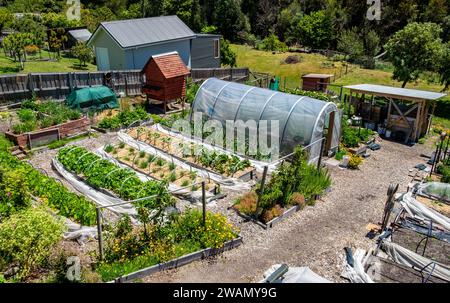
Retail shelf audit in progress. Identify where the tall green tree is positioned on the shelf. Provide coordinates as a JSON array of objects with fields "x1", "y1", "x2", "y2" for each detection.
[
  {"x1": 214, "y1": 0, "x2": 250, "y2": 41},
  {"x1": 385, "y1": 22, "x2": 445, "y2": 87},
  {"x1": 0, "y1": 7, "x2": 12, "y2": 34},
  {"x1": 439, "y1": 43, "x2": 450, "y2": 92},
  {"x1": 337, "y1": 27, "x2": 364, "y2": 62},
  {"x1": 293, "y1": 10, "x2": 332, "y2": 49}
]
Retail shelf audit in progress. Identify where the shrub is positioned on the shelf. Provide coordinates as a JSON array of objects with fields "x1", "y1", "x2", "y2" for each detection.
[
  {"x1": 104, "y1": 145, "x2": 114, "y2": 153},
  {"x1": 24, "y1": 44, "x2": 39, "y2": 55},
  {"x1": 139, "y1": 151, "x2": 146, "y2": 158},
  {"x1": 0, "y1": 208, "x2": 64, "y2": 280},
  {"x1": 233, "y1": 192, "x2": 257, "y2": 215},
  {"x1": 0, "y1": 168, "x2": 31, "y2": 220},
  {"x1": 257, "y1": 32, "x2": 288, "y2": 52},
  {"x1": 289, "y1": 192, "x2": 306, "y2": 208},
  {"x1": 348, "y1": 154, "x2": 362, "y2": 169}
]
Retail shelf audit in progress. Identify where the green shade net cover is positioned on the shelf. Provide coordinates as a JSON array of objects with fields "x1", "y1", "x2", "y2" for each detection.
[{"x1": 66, "y1": 86, "x2": 119, "y2": 111}]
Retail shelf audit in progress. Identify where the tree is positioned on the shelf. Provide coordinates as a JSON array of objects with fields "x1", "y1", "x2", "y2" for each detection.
[
  {"x1": 423, "y1": 0, "x2": 448, "y2": 24},
  {"x1": 439, "y1": 43, "x2": 450, "y2": 92},
  {"x1": 71, "y1": 42, "x2": 93, "y2": 67},
  {"x1": 0, "y1": 7, "x2": 12, "y2": 34},
  {"x1": 163, "y1": 0, "x2": 203, "y2": 31},
  {"x1": 337, "y1": 28, "x2": 364, "y2": 62},
  {"x1": 258, "y1": 32, "x2": 288, "y2": 52},
  {"x1": 385, "y1": 22, "x2": 444, "y2": 87},
  {"x1": 48, "y1": 28, "x2": 68, "y2": 59},
  {"x1": 220, "y1": 39, "x2": 236, "y2": 67},
  {"x1": 2, "y1": 33, "x2": 33, "y2": 67},
  {"x1": 362, "y1": 30, "x2": 381, "y2": 69},
  {"x1": 293, "y1": 10, "x2": 332, "y2": 49},
  {"x1": 276, "y1": 0, "x2": 302, "y2": 42},
  {"x1": 255, "y1": 0, "x2": 280, "y2": 38}
]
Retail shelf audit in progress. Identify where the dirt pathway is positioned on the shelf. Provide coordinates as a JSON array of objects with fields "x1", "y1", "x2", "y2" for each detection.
[{"x1": 143, "y1": 139, "x2": 432, "y2": 283}]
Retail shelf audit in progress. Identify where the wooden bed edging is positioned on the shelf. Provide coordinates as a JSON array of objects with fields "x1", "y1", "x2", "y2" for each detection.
[
  {"x1": 235, "y1": 205, "x2": 303, "y2": 230},
  {"x1": 110, "y1": 237, "x2": 243, "y2": 283}
]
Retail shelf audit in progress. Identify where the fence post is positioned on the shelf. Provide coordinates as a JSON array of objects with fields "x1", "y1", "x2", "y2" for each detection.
[
  {"x1": 96, "y1": 207, "x2": 104, "y2": 260},
  {"x1": 27, "y1": 73, "x2": 34, "y2": 97},
  {"x1": 202, "y1": 181, "x2": 206, "y2": 228},
  {"x1": 317, "y1": 138, "x2": 325, "y2": 171},
  {"x1": 256, "y1": 166, "x2": 269, "y2": 218}
]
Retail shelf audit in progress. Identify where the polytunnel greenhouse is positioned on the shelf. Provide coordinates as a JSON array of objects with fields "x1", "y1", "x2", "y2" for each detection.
[{"x1": 190, "y1": 78, "x2": 341, "y2": 162}]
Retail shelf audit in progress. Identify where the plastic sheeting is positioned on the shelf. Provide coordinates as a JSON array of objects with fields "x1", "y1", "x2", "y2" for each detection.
[
  {"x1": 341, "y1": 249, "x2": 374, "y2": 283},
  {"x1": 150, "y1": 124, "x2": 282, "y2": 174},
  {"x1": 66, "y1": 86, "x2": 119, "y2": 111},
  {"x1": 63, "y1": 218, "x2": 97, "y2": 244},
  {"x1": 52, "y1": 158, "x2": 137, "y2": 216},
  {"x1": 96, "y1": 146, "x2": 216, "y2": 203},
  {"x1": 417, "y1": 182, "x2": 450, "y2": 202},
  {"x1": 191, "y1": 78, "x2": 341, "y2": 160},
  {"x1": 261, "y1": 264, "x2": 332, "y2": 283},
  {"x1": 118, "y1": 129, "x2": 254, "y2": 189},
  {"x1": 381, "y1": 240, "x2": 450, "y2": 282},
  {"x1": 400, "y1": 192, "x2": 450, "y2": 231}
]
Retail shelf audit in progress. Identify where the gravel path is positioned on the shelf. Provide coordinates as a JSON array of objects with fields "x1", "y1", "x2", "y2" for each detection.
[
  {"x1": 142, "y1": 138, "x2": 432, "y2": 283},
  {"x1": 26, "y1": 133, "x2": 433, "y2": 283}
]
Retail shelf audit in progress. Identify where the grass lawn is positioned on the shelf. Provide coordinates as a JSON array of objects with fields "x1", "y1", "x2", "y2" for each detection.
[
  {"x1": 232, "y1": 43, "x2": 450, "y2": 130},
  {"x1": 0, "y1": 49, "x2": 97, "y2": 74},
  {"x1": 231, "y1": 44, "x2": 348, "y2": 89}
]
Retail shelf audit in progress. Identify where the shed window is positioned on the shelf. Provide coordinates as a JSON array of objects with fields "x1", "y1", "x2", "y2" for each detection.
[{"x1": 214, "y1": 39, "x2": 220, "y2": 58}]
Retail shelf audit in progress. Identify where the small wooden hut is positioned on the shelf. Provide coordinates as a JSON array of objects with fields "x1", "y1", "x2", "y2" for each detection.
[
  {"x1": 141, "y1": 52, "x2": 190, "y2": 113},
  {"x1": 301, "y1": 74, "x2": 334, "y2": 92}
]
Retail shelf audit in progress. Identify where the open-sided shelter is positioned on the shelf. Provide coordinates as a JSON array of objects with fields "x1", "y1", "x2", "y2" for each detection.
[
  {"x1": 344, "y1": 84, "x2": 447, "y2": 143},
  {"x1": 191, "y1": 78, "x2": 341, "y2": 162}
]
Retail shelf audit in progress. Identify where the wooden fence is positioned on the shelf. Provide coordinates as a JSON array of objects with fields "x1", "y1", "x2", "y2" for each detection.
[
  {"x1": 190, "y1": 67, "x2": 250, "y2": 83},
  {"x1": 0, "y1": 68, "x2": 252, "y2": 107}
]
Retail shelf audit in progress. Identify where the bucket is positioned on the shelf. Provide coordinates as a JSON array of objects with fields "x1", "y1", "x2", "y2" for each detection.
[
  {"x1": 385, "y1": 130, "x2": 392, "y2": 138},
  {"x1": 342, "y1": 155, "x2": 350, "y2": 168}
]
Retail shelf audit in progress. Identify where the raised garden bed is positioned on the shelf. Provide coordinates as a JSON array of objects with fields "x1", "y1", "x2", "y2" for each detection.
[
  {"x1": 103, "y1": 143, "x2": 218, "y2": 194},
  {"x1": 235, "y1": 205, "x2": 303, "y2": 229},
  {"x1": 110, "y1": 237, "x2": 243, "y2": 283},
  {"x1": 125, "y1": 127, "x2": 256, "y2": 181},
  {"x1": 6, "y1": 117, "x2": 90, "y2": 148}
]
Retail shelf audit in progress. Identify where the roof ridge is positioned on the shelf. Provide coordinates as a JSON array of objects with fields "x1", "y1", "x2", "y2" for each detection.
[{"x1": 101, "y1": 15, "x2": 179, "y2": 26}]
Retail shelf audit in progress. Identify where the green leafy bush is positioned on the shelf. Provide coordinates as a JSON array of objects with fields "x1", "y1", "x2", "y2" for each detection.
[
  {"x1": 98, "y1": 106, "x2": 149, "y2": 130},
  {"x1": 0, "y1": 168, "x2": 31, "y2": 220},
  {"x1": 0, "y1": 208, "x2": 64, "y2": 280},
  {"x1": 0, "y1": 150, "x2": 97, "y2": 225},
  {"x1": 97, "y1": 209, "x2": 238, "y2": 281}
]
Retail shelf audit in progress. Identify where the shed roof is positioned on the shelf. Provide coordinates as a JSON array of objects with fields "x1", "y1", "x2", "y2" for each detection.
[
  {"x1": 90, "y1": 15, "x2": 196, "y2": 49},
  {"x1": 344, "y1": 84, "x2": 447, "y2": 101},
  {"x1": 141, "y1": 52, "x2": 190, "y2": 79},
  {"x1": 302, "y1": 74, "x2": 334, "y2": 79},
  {"x1": 68, "y1": 29, "x2": 92, "y2": 42}
]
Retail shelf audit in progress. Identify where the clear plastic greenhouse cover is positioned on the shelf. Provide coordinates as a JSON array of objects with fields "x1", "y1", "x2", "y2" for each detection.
[{"x1": 191, "y1": 78, "x2": 341, "y2": 161}]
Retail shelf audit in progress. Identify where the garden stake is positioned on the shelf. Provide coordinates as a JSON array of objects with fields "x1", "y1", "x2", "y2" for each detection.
[
  {"x1": 256, "y1": 166, "x2": 269, "y2": 219},
  {"x1": 317, "y1": 138, "x2": 325, "y2": 171},
  {"x1": 430, "y1": 142, "x2": 440, "y2": 177},
  {"x1": 96, "y1": 207, "x2": 104, "y2": 261},
  {"x1": 202, "y1": 181, "x2": 206, "y2": 228}
]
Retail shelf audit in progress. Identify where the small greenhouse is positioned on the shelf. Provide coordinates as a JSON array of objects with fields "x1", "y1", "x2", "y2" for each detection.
[{"x1": 191, "y1": 78, "x2": 341, "y2": 162}]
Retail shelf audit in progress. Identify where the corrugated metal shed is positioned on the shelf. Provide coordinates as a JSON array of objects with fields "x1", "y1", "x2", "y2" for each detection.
[
  {"x1": 344, "y1": 84, "x2": 447, "y2": 101},
  {"x1": 68, "y1": 29, "x2": 92, "y2": 42},
  {"x1": 96, "y1": 15, "x2": 196, "y2": 49}
]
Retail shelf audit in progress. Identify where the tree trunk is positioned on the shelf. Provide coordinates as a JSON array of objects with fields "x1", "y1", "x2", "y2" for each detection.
[{"x1": 402, "y1": 79, "x2": 408, "y2": 88}]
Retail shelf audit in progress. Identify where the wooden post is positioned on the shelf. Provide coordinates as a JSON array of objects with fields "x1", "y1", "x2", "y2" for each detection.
[
  {"x1": 317, "y1": 138, "x2": 325, "y2": 171},
  {"x1": 96, "y1": 207, "x2": 104, "y2": 260},
  {"x1": 325, "y1": 112, "x2": 335, "y2": 153},
  {"x1": 256, "y1": 166, "x2": 269, "y2": 218},
  {"x1": 202, "y1": 181, "x2": 206, "y2": 228}
]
